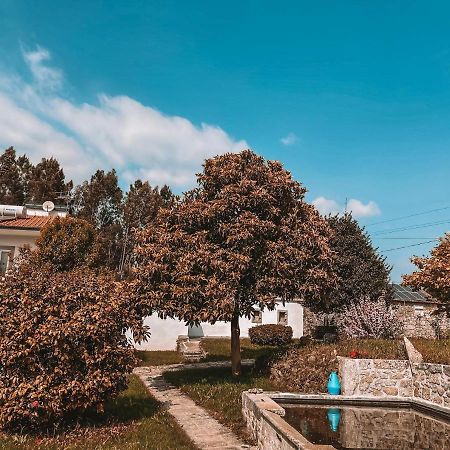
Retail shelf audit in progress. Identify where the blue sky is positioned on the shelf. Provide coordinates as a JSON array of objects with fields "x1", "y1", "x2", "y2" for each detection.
[{"x1": 0, "y1": 1, "x2": 449, "y2": 281}]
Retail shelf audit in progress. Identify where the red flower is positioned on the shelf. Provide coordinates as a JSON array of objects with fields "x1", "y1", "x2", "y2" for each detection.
[
  {"x1": 349, "y1": 350, "x2": 358, "y2": 359},
  {"x1": 31, "y1": 400, "x2": 39, "y2": 408}
]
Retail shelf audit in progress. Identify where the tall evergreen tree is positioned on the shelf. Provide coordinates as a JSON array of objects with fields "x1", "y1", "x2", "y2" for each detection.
[
  {"x1": 73, "y1": 169, "x2": 123, "y2": 267},
  {"x1": 28, "y1": 157, "x2": 72, "y2": 204},
  {"x1": 326, "y1": 213, "x2": 392, "y2": 311},
  {"x1": 0, "y1": 147, "x2": 32, "y2": 205},
  {"x1": 74, "y1": 169, "x2": 123, "y2": 227},
  {"x1": 119, "y1": 180, "x2": 175, "y2": 273}
]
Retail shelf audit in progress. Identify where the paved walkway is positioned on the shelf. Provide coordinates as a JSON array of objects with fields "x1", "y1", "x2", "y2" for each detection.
[{"x1": 134, "y1": 361, "x2": 255, "y2": 450}]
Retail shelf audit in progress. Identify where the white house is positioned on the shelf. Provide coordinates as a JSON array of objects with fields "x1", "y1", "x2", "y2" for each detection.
[
  {"x1": 133, "y1": 300, "x2": 304, "y2": 350},
  {"x1": 0, "y1": 203, "x2": 67, "y2": 275}
]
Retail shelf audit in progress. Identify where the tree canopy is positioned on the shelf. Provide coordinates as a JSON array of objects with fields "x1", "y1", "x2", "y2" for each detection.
[
  {"x1": 325, "y1": 213, "x2": 392, "y2": 311},
  {"x1": 0, "y1": 148, "x2": 72, "y2": 205},
  {"x1": 403, "y1": 233, "x2": 450, "y2": 314},
  {"x1": 133, "y1": 149, "x2": 337, "y2": 374},
  {"x1": 0, "y1": 147, "x2": 32, "y2": 205}
]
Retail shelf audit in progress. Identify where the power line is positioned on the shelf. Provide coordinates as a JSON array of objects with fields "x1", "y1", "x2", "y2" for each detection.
[
  {"x1": 374, "y1": 237, "x2": 439, "y2": 240},
  {"x1": 372, "y1": 219, "x2": 450, "y2": 236},
  {"x1": 380, "y1": 239, "x2": 438, "y2": 253},
  {"x1": 367, "y1": 206, "x2": 450, "y2": 227}
]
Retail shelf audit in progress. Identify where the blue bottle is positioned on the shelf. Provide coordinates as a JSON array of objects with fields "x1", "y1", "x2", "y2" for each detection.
[{"x1": 327, "y1": 371, "x2": 341, "y2": 395}]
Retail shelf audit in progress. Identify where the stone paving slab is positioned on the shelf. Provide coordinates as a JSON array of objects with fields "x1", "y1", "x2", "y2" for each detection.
[{"x1": 134, "y1": 364, "x2": 255, "y2": 450}]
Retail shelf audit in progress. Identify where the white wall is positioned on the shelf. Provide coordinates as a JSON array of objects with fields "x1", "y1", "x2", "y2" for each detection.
[
  {"x1": 0, "y1": 229, "x2": 39, "y2": 253},
  {"x1": 134, "y1": 301, "x2": 303, "y2": 351}
]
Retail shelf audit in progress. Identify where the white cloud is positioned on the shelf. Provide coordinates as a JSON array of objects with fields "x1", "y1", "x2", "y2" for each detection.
[
  {"x1": 280, "y1": 132, "x2": 298, "y2": 146},
  {"x1": 312, "y1": 196, "x2": 341, "y2": 216},
  {"x1": 346, "y1": 199, "x2": 381, "y2": 217},
  {"x1": 0, "y1": 46, "x2": 248, "y2": 189},
  {"x1": 22, "y1": 46, "x2": 63, "y2": 91},
  {"x1": 312, "y1": 196, "x2": 381, "y2": 218}
]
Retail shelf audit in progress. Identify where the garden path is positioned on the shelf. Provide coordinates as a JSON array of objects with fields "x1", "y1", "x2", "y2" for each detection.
[{"x1": 134, "y1": 361, "x2": 255, "y2": 450}]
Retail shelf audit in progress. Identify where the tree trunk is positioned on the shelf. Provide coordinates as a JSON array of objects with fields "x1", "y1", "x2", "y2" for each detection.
[{"x1": 231, "y1": 311, "x2": 242, "y2": 376}]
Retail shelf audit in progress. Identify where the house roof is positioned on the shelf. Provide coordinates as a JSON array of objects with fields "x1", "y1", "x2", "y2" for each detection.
[
  {"x1": 0, "y1": 216, "x2": 54, "y2": 231},
  {"x1": 392, "y1": 283, "x2": 433, "y2": 304}
]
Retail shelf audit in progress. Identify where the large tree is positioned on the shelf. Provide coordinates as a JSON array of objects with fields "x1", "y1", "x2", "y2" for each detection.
[
  {"x1": 403, "y1": 233, "x2": 450, "y2": 314},
  {"x1": 133, "y1": 150, "x2": 336, "y2": 375},
  {"x1": 325, "y1": 213, "x2": 392, "y2": 312}
]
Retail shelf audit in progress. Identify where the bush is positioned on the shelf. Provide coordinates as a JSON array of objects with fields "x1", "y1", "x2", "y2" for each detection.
[
  {"x1": 339, "y1": 295, "x2": 403, "y2": 339},
  {"x1": 36, "y1": 217, "x2": 102, "y2": 271},
  {"x1": 0, "y1": 266, "x2": 142, "y2": 431},
  {"x1": 249, "y1": 324, "x2": 293, "y2": 346}
]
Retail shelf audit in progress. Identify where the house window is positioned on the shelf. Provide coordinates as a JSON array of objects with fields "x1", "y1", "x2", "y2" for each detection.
[
  {"x1": 0, "y1": 250, "x2": 10, "y2": 276},
  {"x1": 278, "y1": 310, "x2": 288, "y2": 326},
  {"x1": 414, "y1": 305, "x2": 425, "y2": 317},
  {"x1": 252, "y1": 310, "x2": 262, "y2": 324}
]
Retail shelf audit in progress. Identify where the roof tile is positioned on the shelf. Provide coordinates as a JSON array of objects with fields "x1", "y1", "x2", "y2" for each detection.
[{"x1": 0, "y1": 216, "x2": 55, "y2": 230}]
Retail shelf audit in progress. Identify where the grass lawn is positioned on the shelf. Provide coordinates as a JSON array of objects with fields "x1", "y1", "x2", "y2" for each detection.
[
  {"x1": 0, "y1": 375, "x2": 196, "y2": 450},
  {"x1": 411, "y1": 338, "x2": 450, "y2": 365},
  {"x1": 136, "y1": 350, "x2": 183, "y2": 366},
  {"x1": 201, "y1": 337, "x2": 288, "y2": 362}
]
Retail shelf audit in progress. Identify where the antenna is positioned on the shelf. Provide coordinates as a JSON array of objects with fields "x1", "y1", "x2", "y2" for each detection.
[{"x1": 42, "y1": 201, "x2": 55, "y2": 213}]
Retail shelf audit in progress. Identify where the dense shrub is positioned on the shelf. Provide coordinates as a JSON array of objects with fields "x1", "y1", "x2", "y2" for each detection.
[
  {"x1": 36, "y1": 217, "x2": 102, "y2": 270},
  {"x1": 249, "y1": 324, "x2": 293, "y2": 346},
  {"x1": 339, "y1": 295, "x2": 403, "y2": 339},
  {"x1": 0, "y1": 265, "x2": 145, "y2": 431}
]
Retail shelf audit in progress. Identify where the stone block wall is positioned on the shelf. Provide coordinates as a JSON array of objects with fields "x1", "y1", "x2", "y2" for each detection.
[
  {"x1": 412, "y1": 363, "x2": 450, "y2": 408},
  {"x1": 338, "y1": 357, "x2": 414, "y2": 397},
  {"x1": 393, "y1": 303, "x2": 450, "y2": 339},
  {"x1": 339, "y1": 356, "x2": 450, "y2": 408}
]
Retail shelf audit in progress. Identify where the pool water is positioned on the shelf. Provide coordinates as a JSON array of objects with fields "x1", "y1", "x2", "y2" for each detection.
[{"x1": 282, "y1": 404, "x2": 450, "y2": 449}]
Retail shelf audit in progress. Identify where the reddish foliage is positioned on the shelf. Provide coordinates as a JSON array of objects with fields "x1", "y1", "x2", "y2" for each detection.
[
  {"x1": 0, "y1": 262, "x2": 145, "y2": 431},
  {"x1": 132, "y1": 150, "x2": 337, "y2": 372},
  {"x1": 403, "y1": 233, "x2": 450, "y2": 315},
  {"x1": 249, "y1": 325, "x2": 293, "y2": 346}
]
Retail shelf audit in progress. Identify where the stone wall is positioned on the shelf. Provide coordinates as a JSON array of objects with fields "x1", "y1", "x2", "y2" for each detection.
[
  {"x1": 393, "y1": 302, "x2": 450, "y2": 339},
  {"x1": 339, "y1": 356, "x2": 450, "y2": 408},
  {"x1": 412, "y1": 363, "x2": 450, "y2": 408},
  {"x1": 338, "y1": 357, "x2": 414, "y2": 397},
  {"x1": 302, "y1": 307, "x2": 335, "y2": 337}
]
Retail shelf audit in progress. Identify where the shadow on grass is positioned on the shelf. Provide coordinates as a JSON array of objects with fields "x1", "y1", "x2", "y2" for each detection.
[
  {"x1": 0, "y1": 375, "x2": 196, "y2": 450},
  {"x1": 78, "y1": 375, "x2": 162, "y2": 426}
]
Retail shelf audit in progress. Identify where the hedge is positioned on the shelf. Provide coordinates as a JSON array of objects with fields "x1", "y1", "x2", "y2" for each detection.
[{"x1": 249, "y1": 324, "x2": 293, "y2": 346}]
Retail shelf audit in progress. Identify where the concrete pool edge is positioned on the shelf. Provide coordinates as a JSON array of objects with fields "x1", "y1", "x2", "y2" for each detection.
[{"x1": 242, "y1": 391, "x2": 450, "y2": 450}]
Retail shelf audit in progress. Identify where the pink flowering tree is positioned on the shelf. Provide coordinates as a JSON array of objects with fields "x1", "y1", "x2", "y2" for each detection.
[{"x1": 339, "y1": 294, "x2": 403, "y2": 339}]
